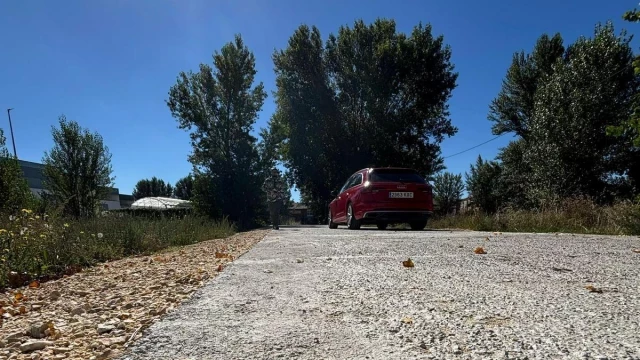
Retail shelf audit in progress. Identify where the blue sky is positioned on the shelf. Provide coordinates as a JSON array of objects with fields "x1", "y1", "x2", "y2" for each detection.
[{"x1": 0, "y1": 0, "x2": 636, "y2": 201}]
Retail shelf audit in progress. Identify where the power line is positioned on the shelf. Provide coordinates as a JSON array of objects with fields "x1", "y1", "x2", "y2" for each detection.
[{"x1": 443, "y1": 133, "x2": 508, "y2": 159}]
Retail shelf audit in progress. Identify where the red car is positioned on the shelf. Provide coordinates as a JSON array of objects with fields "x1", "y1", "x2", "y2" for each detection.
[{"x1": 328, "y1": 167, "x2": 434, "y2": 230}]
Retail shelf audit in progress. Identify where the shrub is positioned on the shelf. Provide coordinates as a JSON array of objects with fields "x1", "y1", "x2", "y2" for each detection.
[{"x1": 0, "y1": 209, "x2": 235, "y2": 289}]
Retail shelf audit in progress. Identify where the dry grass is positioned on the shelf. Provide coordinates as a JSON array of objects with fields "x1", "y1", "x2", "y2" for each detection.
[{"x1": 429, "y1": 198, "x2": 640, "y2": 235}]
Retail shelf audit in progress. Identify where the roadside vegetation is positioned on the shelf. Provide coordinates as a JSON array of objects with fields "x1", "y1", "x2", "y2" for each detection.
[{"x1": 429, "y1": 198, "x2": 640, "y2": 235}]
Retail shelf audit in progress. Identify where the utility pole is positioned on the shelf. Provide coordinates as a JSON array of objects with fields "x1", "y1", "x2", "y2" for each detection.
[{"x1": 6, "y1": 108, "x2": 17, "y2": 159}]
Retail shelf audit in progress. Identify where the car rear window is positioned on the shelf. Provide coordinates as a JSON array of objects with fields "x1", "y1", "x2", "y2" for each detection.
[{"x1": 369, "y1": 170, "x2": 427, "y2": 184}]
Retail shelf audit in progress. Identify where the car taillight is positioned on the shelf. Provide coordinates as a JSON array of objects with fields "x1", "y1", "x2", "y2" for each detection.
[{"x1": 361, "y1": 181, "x2": 380, "y2": 193}]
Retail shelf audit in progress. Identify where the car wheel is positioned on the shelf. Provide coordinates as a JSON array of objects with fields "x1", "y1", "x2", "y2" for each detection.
[
  {"x1": 347, "y1": 203, "x2": 361, "y2": 230},
  {"x1": 328, "y1": 208, "x2": 338, "y2": 229},
  {"x1": 409, "y1": 220, "x2": 427, "y2": 231},
  {"x1": 376, "y1": 222, "x2": 388, "y2": 230}
]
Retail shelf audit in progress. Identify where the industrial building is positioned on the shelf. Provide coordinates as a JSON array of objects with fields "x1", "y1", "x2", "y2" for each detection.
[{"x1": 18, "y1": 159, "x2": 133, "y2": 210}]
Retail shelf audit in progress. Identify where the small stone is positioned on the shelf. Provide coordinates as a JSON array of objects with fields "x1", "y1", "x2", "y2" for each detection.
[
  {"x1": 27, "y1": 323, "x2": 49, "y2": 339},
  {"x1": 70, "y1": 307, "x2": 85, "y2": 316},
  {"x1": 5, "y1": 331, "x2": 24, "y2": 341},
  {"x1": 96, "y1": 349, "x2": 112, "y2": 359},
  {"x1": 31, "y1": 305, "x2": 42, "y2": 311},
  {"x1": 20, "y1": 340, "x2": 54, "y2": 353},
  {"x1": 263, "y1": 269, "x2": 273, "y2": 273},
  {"x1": 7, "y1": 308, "x2": 19, "y2": 316},
  {"x1": 50, "y1": 291, "x2": 61, "y2": 301},
  {"x1": 97, "y1": 324, "x2": 115, "y2": 334},
  {"x1": 52, "y1": 347, "x2": 71, "y2": 354},
  {"x1": 296, "y1": 258, "x2": 304, "y2": 263}
]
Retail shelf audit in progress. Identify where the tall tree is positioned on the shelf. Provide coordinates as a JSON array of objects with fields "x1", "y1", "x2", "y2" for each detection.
[
  {"x1": 167, "y1": 35, "x2": 267, "y2": 229},
  {"x1": 527, "y1": 23, "x2": 638, "y2": 202},
  {"x1": 0, "y1": 129, "x2": 33, "y2": 214},
  {"x1": 488, "y1": 34, "x2": 565, "y2": 138},
  {"x1": 132, "y1": 177, "x2": 173, "y2": 199},
  {"x1": 42, "y1": 116, "x2": 114, "y2": 218},
  {"x1": 495, "y1": 140, "x2": 536, "y2": 209},
  {"x1": 432, "y1": 172, "x2": 464, "y2": 215},
  {"x1": 607, "y1": 5, "x2": 640, "y2": 147},
  {"x1": 269, "y1": 19, "x2": 458, "y2": 220},
  {"x1": 174, "y1": 174, "x2": 194, "y2": 200},
  {"x1": 465, "y1": 156, "x2": 503, "y2": 214}
]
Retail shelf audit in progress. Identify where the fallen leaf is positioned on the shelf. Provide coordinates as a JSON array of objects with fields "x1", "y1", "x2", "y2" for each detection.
[
  {"x1": 216, "y1": 265, "x2": 224, "y2": 272},
  {"x1": 47, "y1": 322, "x2": 57, "y2": 337},
  {"x1": 19, "y1": 305, "x2": 26, "y2": 314},
  {"x1": 401, "y1": 316, "x2": 413, "y2": 324},
  {"x1": 474, "y1": 247, "x2": 487, "y2": 254},
  {"x1": 585, "y1": 285, "x2": 603, "y2": 293},
  {"x1": 485, "y1": 237, "x2": 490, "y2": 241},
  {"x1": 215, "y1": 252, "x2": 234, "y2": 260},
  {"x1": 402, "y1": 258, "x2": 414, "y2": 268},
  {"x1": 14, "y1": 291, "x2": 23, "y2": 301},
  {"x1": 29, "y1": 280, "x2": 40, "y2": 288}
]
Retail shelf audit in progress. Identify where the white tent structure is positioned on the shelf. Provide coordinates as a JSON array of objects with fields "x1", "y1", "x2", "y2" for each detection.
[{"x1": 129, "y1": 197, "x2": 192, "y2": 210}]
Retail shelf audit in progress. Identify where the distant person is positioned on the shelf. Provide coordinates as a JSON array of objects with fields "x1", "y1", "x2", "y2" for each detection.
[{"x1": 263, "y1": 168, "x2": 288, "y2": 230}]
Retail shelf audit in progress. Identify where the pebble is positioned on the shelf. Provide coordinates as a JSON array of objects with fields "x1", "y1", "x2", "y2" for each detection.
[{"x1": 19, "y1": 340, "x2": 54, "y2": 353}]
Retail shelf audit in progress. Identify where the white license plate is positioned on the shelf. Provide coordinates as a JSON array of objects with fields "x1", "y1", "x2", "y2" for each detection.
[{"x1": 389, "y1": 192, "x2": 414, "y2": 198}]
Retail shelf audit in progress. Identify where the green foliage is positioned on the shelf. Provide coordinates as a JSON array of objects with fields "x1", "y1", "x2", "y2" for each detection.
[
  {"x1": 607, "y1": 6, "x2": 640, "y2": 147},
  {"x1": 174, "y1": 174, "x2": 194, "y2": 200},
  {"x1": 432, "y1": 172, "x2": 464, "y2": 215},
  {"x1": 623, "y1": 7, "x2": 640, "y2": 22},
  {"x1": 42, "y1": 116, "x2": 114, "y2": 218},
  {"x1": 486, "y1": 22, "x2": 640, "y2": 211},
  {"x1": 270, "y1": 19, "x2": 458, "y2": 221},
  {"x1": 526, "y1": 23, "x2": 638, "y2": 202},
  {"x1": 489, "y1": 33, "x2": 565, "y2": 138},
  {"x1": 465, "y1": 156, "x2": 503, "y2": 213},
  {"x1": 167, "y1": 35, "x2": 267, "y2": 229},
  {"x1": 0, "y1": 209, "x2": 235, "y2": 288},
  {"x1": 495, "y1": 140, "x2": 536, "y2": 209},
  {"x1": 0, "y1": 129, "x2": 33, "y2": 214},
  {"x1": 132, "y1": 176, "x2": 174, "y2": 199}
]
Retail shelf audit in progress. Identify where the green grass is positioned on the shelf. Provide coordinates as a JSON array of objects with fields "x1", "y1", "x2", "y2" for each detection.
[
  {"x1": 429, "y1": 198, "x2": 640, "y2": 235},
  {"x1": 0, "y1": 210, "x2": 236, "y2": 288}
]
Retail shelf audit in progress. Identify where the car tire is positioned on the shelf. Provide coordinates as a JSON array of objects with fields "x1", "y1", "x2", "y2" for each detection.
[
  {"x1": 328, "y1": 208, "x2": 338, "y2": 229},
  {"x1": 376, "y1": 222, "x2": 388, "y2": 230},
  {"x1": 409, "y1": 220, "x2": 427, "y2": 231},
  {"x1": 347, "y1": 203, "x2": 361, "y2": 230}
]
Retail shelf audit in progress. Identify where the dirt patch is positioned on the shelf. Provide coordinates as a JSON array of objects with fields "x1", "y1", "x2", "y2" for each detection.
[{"x1": 0, "y1": 229, "x2": 268, "y2": 360}]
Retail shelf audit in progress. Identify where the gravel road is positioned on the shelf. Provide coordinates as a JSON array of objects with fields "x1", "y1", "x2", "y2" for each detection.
[{"x1": 122, "y1": 226, "x2": 640, "y2": 360}]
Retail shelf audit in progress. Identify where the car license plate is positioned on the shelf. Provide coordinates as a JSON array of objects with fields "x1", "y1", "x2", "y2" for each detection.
[{"x1": 389, "y1": 192, "x2": 413, "y2": 198}]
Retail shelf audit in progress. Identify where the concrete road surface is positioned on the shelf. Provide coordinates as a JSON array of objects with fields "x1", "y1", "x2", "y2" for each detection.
[{"x1": 122, "y1": 226, "x2": 640, "y2": 360}]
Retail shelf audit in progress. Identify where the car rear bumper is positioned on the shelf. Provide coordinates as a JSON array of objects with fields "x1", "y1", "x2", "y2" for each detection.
[{"x1": 360, "y1": 210, "x2": 432, "y2": 224}]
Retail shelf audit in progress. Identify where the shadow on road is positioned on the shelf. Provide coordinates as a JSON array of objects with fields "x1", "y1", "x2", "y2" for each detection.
[{"x1": 275, "y1": 224, "x2": 456, "y2": 232}]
